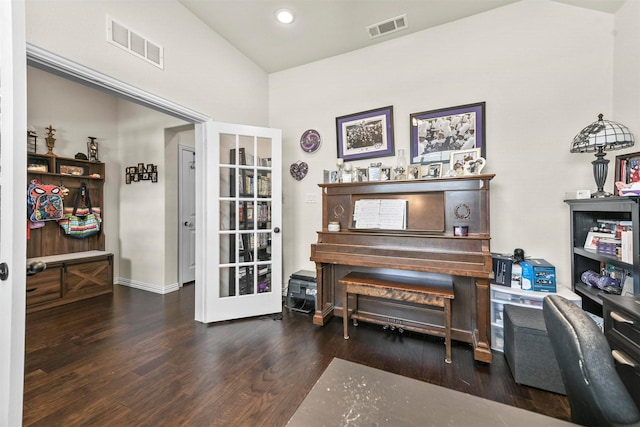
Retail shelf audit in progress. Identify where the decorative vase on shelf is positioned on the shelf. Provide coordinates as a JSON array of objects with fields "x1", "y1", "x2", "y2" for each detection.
[{"x1": 394, "y1": 148, "x2": 407, "y2": 180}]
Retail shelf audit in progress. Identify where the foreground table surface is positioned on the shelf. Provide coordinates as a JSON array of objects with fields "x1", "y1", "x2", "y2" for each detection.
[{"x1": 287, "y1": 358, "x2": 574, "y2": 427}]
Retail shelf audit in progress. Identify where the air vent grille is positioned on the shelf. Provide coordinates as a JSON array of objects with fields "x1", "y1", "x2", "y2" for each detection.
[
  {"x1": 107, "y1": 17, "x2": 164, "y2": 69},
  {"x1": 366, "y1": 14, "x2": 408, "y2": 39}
]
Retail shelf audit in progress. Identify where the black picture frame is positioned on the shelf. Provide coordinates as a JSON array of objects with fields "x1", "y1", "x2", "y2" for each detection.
[
  {"x1": 614, "y1": 151, "x2": 640, "y2": 194},
  {"x1": 336, "y1": 105, "x2": 395, "y2": 161},
  {"x1": 410, "y1": 102, "x2": 486, "y2": 167}
]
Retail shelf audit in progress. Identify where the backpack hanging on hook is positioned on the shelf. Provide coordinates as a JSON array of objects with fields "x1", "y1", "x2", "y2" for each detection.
[{"x1": 27, "y1": 178, "x2": 64, "y2": 222}]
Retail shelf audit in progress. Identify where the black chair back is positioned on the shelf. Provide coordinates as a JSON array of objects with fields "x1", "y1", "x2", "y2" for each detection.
[{"x1": 543, "y1": 295, "x2": 640, "y2": 427}]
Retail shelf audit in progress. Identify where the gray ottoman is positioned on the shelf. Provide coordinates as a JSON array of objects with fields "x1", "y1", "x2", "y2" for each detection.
[{"x1": 504, "y1": 304, "x2": 566, "y2": 395}]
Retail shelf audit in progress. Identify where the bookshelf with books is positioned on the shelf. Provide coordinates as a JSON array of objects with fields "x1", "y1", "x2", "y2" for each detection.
[
  {"x1": 566, "y1": 197, "x2": 640, "y2": 315},
  {"x1": 228, "y1": 148, "x2": 272, "y2": 296}
]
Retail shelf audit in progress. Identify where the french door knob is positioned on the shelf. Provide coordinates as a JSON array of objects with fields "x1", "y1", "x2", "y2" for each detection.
[
  {"x1": 274, "y1": 227, "x2": 281, "y2": 233},
  {"x1": 0, "y1": 262, "x2": 8, "y2": 281}
]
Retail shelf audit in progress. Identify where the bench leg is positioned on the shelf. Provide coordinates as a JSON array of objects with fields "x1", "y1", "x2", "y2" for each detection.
[
  {"x1": 444, "y1": 299, "x2": 452, "y2": 364},
  {"x1": 343, "y1": 286, "x2": 349, "y2": 340}
]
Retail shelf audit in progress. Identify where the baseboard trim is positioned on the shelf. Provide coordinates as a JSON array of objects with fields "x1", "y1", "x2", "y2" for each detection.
[{"x1": 116, "y1": 277, "x2": 179, "y2": 294}]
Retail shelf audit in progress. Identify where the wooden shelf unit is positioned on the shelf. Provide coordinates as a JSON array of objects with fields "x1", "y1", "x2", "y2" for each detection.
[
  {"x1": 565, "y1": 197, "x2": 640, "y2": 316},
  {"x1": 26, "y1": 153, "x2": 112, "y2": 312}
]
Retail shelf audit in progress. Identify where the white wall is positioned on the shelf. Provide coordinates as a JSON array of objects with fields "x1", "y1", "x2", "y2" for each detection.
[
  {"x1": 25, "y1": 0, "x2": 269, "y2": 126},
  {"x1": 116, "y1": 100, "x2": 187, "y2": 291},
  {"x1": 26, "y1": 66, "x2": 121, "y2": 269},
  {"x1": 270, "y1": 0, "x2": 626, "y2": 288},
  {"x1": 614, "y1": 1, "x2": 640, "y2": 128}
]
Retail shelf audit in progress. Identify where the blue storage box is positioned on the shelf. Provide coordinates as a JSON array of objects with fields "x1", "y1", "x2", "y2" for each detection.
[{"x1": 521, "y1": 259, "x2": 556, "y2": 292}]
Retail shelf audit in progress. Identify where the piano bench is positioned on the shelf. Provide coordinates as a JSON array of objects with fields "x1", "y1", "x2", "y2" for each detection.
[{"x1": 339, "y1": 271, "x2": 454, "y2": 363}]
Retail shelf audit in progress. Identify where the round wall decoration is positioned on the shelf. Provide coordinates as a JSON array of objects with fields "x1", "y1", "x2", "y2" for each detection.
[{"x1": 300, "y1": 129, "x2": 321, "y2": 153}]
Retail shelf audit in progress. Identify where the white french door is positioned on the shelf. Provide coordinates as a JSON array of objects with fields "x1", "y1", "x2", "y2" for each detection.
[
  {"x1": 203, "y1": 122, "x2": 282, "y2": 323},
  {"x1": 0, "y1": 0, "x2": 27, "y2": 424}
]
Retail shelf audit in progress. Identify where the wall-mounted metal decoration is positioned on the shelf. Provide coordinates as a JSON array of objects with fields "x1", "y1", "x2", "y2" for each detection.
[{"x1": 125, "y1": 162, "x2": 158, "y2": 184}]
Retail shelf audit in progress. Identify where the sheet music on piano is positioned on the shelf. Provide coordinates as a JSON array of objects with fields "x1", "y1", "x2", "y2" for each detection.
[{"x1": 353, "y1": 199, "x2": 407, "y2": 229}]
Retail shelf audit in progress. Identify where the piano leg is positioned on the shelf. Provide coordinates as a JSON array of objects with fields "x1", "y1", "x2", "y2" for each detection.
[
  {"x1": 313, "y1": 263, "x2": 335, "y2": 326},
  {"x1": 343, "y1": 280, "x2": 349, "y2": 339},
  {"x1": 473, "y1": 277, "x2": 492, "y2": 363}
]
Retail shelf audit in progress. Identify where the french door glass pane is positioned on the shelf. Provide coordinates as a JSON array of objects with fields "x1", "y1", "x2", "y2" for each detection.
[
  {"x1": 257, "y1": 201, "x2": 271, "y2": 230},
  {"x1": 219, "y1": 266, "x2": 232, "y2": 298},
  {"x1": 219, "y1": 200, "x2": 235, "y2": 231},
  {"x1": 219, "y1": 167, "x2": 233, "y2": 198},
  {"x1": 219, "y1": 234, "x2": 232, "y2": 264}
]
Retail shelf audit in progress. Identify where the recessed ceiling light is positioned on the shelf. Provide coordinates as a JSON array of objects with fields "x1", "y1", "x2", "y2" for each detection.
[{"x1": 276, "y1": 9, "x2": 295, "y2": 24}]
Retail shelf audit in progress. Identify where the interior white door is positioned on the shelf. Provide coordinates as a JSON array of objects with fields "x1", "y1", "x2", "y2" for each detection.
[
  {"x1": 0, "y1": 1, "x2": 27, "y2": 424},
  {"x1": 179, "y1": 145, "x2": 196, "y2": 285},
  {"x1": 203, "y1": 122, "x2": 281, "y2": 323}
]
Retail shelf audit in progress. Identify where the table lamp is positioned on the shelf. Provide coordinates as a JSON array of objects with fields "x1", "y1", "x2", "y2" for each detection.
[{"x1": 570, "y1": 114, "x2": 635, "y2": 198}]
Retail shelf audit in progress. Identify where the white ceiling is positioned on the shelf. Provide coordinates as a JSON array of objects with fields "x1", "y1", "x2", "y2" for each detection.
[{"x1": 178, "y1": 0, "x2": 625, "y2": 73}]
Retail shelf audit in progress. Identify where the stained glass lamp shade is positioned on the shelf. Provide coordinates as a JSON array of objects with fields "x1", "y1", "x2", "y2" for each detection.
[{"x1": 570, "y1": 114, "x2": 635, "y2": 198}]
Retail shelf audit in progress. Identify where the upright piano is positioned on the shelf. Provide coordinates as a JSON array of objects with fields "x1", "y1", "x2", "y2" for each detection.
[{"x1": 310, "y1": 174, "x2": 494, "y2": 363}]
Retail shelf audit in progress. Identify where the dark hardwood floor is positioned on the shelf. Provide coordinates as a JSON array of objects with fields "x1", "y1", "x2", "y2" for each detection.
[{"x1": 23, "y1": 284, "x2": 570, "y2": 426}]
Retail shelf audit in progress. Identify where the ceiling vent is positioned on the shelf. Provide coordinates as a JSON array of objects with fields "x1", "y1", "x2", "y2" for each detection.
[
  {"x1": 366, "y1": 14, "x2": 408, "y2": 39},
  {"x1": 107, "y1": 17, "x2": 164, "y2": 69}
]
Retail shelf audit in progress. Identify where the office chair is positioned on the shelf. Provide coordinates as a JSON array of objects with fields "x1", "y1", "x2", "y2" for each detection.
[{"x1": 543, "y1": 295, "x2": 640, "y2": 427}]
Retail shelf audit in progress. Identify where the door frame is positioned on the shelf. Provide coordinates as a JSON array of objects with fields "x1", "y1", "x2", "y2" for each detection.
[
  {"x1": 178, "y1": 144, "x2": 196, "y2": 286},
  {"x1": 1, "y1": 1, "x2": 27, "y2": 424},
  {"x1": 26, "y1": 44, "x2": 212, "y2": 323}
]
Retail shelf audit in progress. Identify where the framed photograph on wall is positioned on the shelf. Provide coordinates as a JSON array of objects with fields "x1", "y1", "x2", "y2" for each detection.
[
  {"x1": 410, "y1": 102, "x2": 485, "y2": 168},
  {"x1": 336, "y1": 105, "x2": 395, "y2": 161}
]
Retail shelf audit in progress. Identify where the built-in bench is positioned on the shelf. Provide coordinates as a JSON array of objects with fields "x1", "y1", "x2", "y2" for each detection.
[{"x1": 339, "y1": 271, "x2": 455, "y2": 363}]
